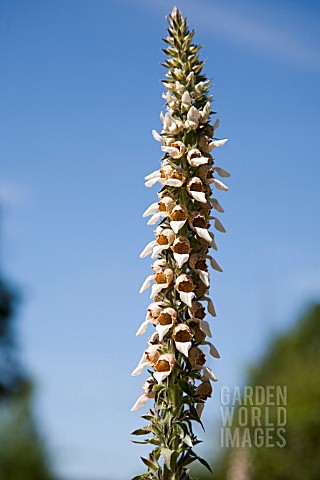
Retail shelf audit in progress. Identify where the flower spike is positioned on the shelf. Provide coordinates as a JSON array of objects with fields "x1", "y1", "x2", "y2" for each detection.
[{"x1": 132, "y1": 7, "x2": 230, "y2": 479}]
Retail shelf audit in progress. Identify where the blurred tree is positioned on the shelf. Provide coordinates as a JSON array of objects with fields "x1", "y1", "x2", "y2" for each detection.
[
  {"x1": 0, "y1": 272, "x2": 57, "y2": 479},
  {"x1": 196, "y1": 304, "x2": 320, "y2": 480}
]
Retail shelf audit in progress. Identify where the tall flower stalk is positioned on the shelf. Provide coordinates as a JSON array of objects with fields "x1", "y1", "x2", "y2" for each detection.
[{"x1": 131, "y1": 7, "x2": 229, "y2": 480}]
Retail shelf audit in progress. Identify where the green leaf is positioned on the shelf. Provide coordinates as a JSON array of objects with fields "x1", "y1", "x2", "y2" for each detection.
[
  {"x1": 131, "y1": 428, "x2": 151, "y2": 436},
  {"x1": 161, "y1": 448, "x2": 173, "y2": 469},
  {"x1": 141, "y1": 457, "x2": 158, "y2": 471},
  {"x1": 183, "y1": 434, "x2": 193, "y2": 448},
  {"x1": 131, "y1": 474, "x2": 150, "y2": 480},
  {"x1": 196, "y1": 455, "x2": 213, "y2": 473}
]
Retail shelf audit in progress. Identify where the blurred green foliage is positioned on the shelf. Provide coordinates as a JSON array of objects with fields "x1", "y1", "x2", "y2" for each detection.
[
  {"x1": 197, "y1": 304, "x2": 320, "y2": 480},
  {"x1": 0, "y1": 381, "x2": 56, "y2": 480},
  {"x1": 0, "y1": 278, "x2": 57, "y2": 480}
]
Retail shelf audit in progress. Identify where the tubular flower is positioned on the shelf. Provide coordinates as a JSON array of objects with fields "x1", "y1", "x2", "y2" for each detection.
[
  {"x1": 132, "y1": 7, "x2": 230, "y2": 480},
  {"x1": 156, "y1": 307, "x2": 177, "y2": 341}
]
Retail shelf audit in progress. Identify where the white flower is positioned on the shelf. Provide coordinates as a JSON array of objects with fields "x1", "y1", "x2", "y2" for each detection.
[
  {"x1": 175, "y1": 274, "x2": 196, "y2": 307},
  {"x1": 169, "y1": 205, "x2": 188, "y2": 233},
  {"x1": 199, "y1": 101, "x2": 211, "y2": 123},
  {"x1": 131, "y1": 345, "x2": 161, "y2": 376},
  {"x1": 187, "y1": 177, "x2": 207, "y2": 204},
  {"x1": 162, "y1": 141, "x2": 186, "y2": 159},
  {"x1": 187, "y1": 148, "x2": 209, "y2": 167},
  {"x1": 151, "y1": 267, "x2": 174, "y2": 299},
  {"x1": 156, "y1": 307, "x2": 177, "y2": 341},
  {"x1": 161, "y1": 112, "x2": 184, "y2": 135},
  {"x1": 181, "y1": 91, "x2": 192, "y2": 110},
  {"x1": 171, "y1": 236, "x2": 191, "y2": 267},
  {"x1": 172, "y1": 324, "x2": 193, "y2": 356},
  {"x1": 185, "y1": 106, "x2": 200, "y2": 130},
  {"x1": 189, "y1": 253, "x2": 210, "y2": 287},
  {"x1": 154, "y1": 353, "x2": 175, "y2": 383},
  {"x1": 139, "y1": 227, "x2": 175, "y2": 259},
  {"x1": 136, "y1": 302, "x2": 163, "y2": 336},
  {"x1": 188, "y1": 211, "x2": 211, "y2": 243},
  {"x1": 175, "y1": 81, "x2": 185, "y2": 94}
]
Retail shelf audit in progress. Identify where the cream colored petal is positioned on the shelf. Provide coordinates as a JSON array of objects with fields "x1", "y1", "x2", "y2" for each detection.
[
  {"x1": 139, "y1": 274, "x2": 154, "y2": 293},
  {"x1": 173, "y1": 252, "x2": 189, "y2": 268},
  {"x1": 151, "y1": 244, "x2": 168, "y2": 259},
  {"x1": 204, "y1": 297, "x2": 217, "y2": 317},
  {"x1": 209, "y1": 232, "x2": 218, "y2": 251},
  {"x1": 214, "y1": 167, "x2": 231, "y2": 178},
  {"x1": 165, "y1": 178, "x2": 183, "y2": 187},
  {"x1": 145, "y1": 177, "x2": 160, "y2": 188},
  {"x1": 188, "y1": 156, "x2": 208, "y2": 167},
  {"x1": 214, "y1": 218, "x2": 226, "y2": 233},
  {"x1": 170, "y1": 220, "x2": 186, "y2": 234},
  {"x1": 213, "y1": 118, "x2": 220, "y2": 130},
  {"x1": 208, "y1": 255, "x2": 223, "y2": 272},
  {"x1": 154, "y1": 370, "x2": 171, "y2": 383},
  {"x1": 213, "y1": 178, "x2": 228, "y2": 191},
  {"x1": 147, "y1": 212, "x2": 163, "y2": 225},
  {"x1": 198, "y1": 270, "x2": 210, "y2": 287},
  {"x1": 195, "y1": 227, "x2": 212, "y2": 243},
  {"x1": 140, "y1": 240, "x2": 157, "y2": 258},
  {"x1": 145, "y1": 170, "x2": 160, "y2": 180},
  {"x1": 202, "y1": 341, "x2": 220, "y2": 358},
  {"x1": 136, "y1": 318, "x2": 151, "y2": 336},
  {"x1": 203, "y1": 366, "x2": 218, "y2": 382},
  {"x1": 152, "y1": 130, "x2": 164, "y2": 144},
  {"x1": 150, "y1": 283, "x2": 166, "y2": 299},
  {"x1": 199, "y1": 319, "x2": 212, "y2": 338},
  {"x1": 212, "y1": 139, "x2": 228, "y2": 147},
  {"x1": 190, "y1": 191, "x2": 207, "y2": 204},
  {"x1": 131, "y1": 359, "x2": 148, "y2": 376},
  {"x1": 161, "y1": 145, "x2": 179, "y2": 156},
  {"x1": 175, "y1": 341, "x2": 192, "y2": 357},
  {"x1": 143, "y1": 202, "x2": 158, "y2": 217},
  {"x1": 179, "y1": 291, "x2": 195, "y2": 308},
  {"x1": 156, "y1": 323, "x2": 173, "y2": 341},
  {"x1": 210, "y1": 198, "x2": 224, "y2": 213},
  {"x1": 131, "y1": 393, "x2": 149, "y2": 412}
]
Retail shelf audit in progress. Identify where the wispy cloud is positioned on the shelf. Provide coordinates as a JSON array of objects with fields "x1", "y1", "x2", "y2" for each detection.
[{"x1": 118, "y1": 0, "x2": 320, "y2": 71}]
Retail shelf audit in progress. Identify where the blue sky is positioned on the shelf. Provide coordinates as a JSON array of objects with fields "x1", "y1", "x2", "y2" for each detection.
[{"x1": 1, "y1": 0, "x2": 320, "y2": 478}]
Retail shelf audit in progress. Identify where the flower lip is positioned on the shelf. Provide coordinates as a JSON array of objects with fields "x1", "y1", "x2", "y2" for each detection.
[
  {"x1": 173, "y1": 324, "x2": 193, "y2": 343},
  {"x1": 171, "y1": 236, "x2": 191, "y2": 255},
  {"x1": 187, "y1": 177, "x2": 205, "y2": 193},
  {"x1": 170, "y1": 205, "x2": 188, "y2": 221},
  {"x1": 158, "y1": 196, "x2": 175, "y2": 213},
  {"x1": 154, "y1": 353, "x2": 175, "y2": 373},
  {"x1": 157, "y1": 307, "x2": 176, "y2": 326},
  {"x1": 175, "y1": 274, "x2": 195, "y2": 293},
  {"x1": 156, "y1": 228, "x2": 175, "y2": 246},
  {"x1": 187, "y1": 148, "x2": 209, "y2": 167},
  {"x1": 188, "y1": 211, "x2": 209, "y2": 230}
]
